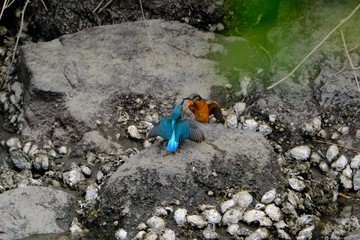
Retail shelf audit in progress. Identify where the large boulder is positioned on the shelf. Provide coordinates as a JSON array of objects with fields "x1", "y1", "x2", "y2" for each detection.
[
  {"x1": 99, "y1": 123, "x2": 284, "y2": 237},
  {"x1": 0, "y1": 186, "x2": 76, "y2": 239},
  {"x1": 19, "y1": 20, "x2": 228, "y2": 155}
]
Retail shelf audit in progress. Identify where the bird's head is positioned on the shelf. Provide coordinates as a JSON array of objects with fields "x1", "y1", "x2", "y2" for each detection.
[
  {"x1": 172, "y1": 105, "x2": 183, "y2": 120},
  {"x1": 183, "y1": 93, "x2": 203, "y2": 111}
]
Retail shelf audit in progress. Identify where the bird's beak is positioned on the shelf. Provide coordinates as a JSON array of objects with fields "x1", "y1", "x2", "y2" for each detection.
[
  {"x1": 184, "y1": 99, "x2": 194, "y2": 111},
  {"x1": 181, "y1": 97, "x2": 189, "y2": 105}
]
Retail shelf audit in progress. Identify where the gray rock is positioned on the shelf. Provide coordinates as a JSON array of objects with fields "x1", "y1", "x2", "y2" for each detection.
[
  {"x1": 331, "y1": 155, "x2": 348, "y2": 172},
  {"x1": 147, "y1": 216, "x2": 165, "y2": 234},
  {"x1": 233, "y1": 190, "x2": 253, "y2": 208},
  {"x1": 289, "y1": 178, "x2": 306, "y2": 191},
  {"x1": 221, "y1": 199, "x2": 236, "y2": 213},
  {"x1": 227, "y1": 224, "x2": 240, "y2": 236},
  {"x1": 7, "y1": 151, "x2": 30, "y2": 170},
  {"x1": 233, "y1": 102, "x2": 246, "y2": 116},
  {"x1": 278, "y1": 229, "x2": 291, "y2": 240},
  {"x1": 243, "y1": 210, "x2": 266, "y2": 224},
  {"x1": 222, "y1": 208, "x2": 244, "y2": 225},
  {"x1": 85, "y1": 183, "x2": 99, "y2": 201},
  {"x1": 19, "y1": 20, "x2": 228, "y2": 155},
  {"x1": 326, "y1": 145, "x2": 339, "y2": 163},
  {"x1": 301, "y1": 117, "x2": 321, "y2": 136},
  {"x1": 187, "y1": 215, "x2": 207, "y2": 228},
  {"x1": 259, "y1": 123, "x2": 272, "y2": 135},
  {"x1": 63, "y1": 165, "x2": 85, "y2": 187},
  {"x1": 203, "y1": 209, "x2": 222, "y2": 224},
  {"x1": 261, "y1": 189, "x2": 276, "y2": 204},
  {"x1": 99, "y1": 124, "x2": 283, "y2": 237},
  {"x1": 353, "y1": 170, "x2": 360, "y2": 191},
  {"x1": 115, "y1": 228, "x2": 127, "y2": 240},
  {"x1": 174, "y1": 208, "x2": 187, "y2": 226},
  {"x1": 81, "y1": 165, "x2": 92, "y2": 176},
  {"x1": 226, "y1": 114, "x2": 238, "y2": 128},
  {"x1": 351, "y1": 154, "x2": 360, "y2": 169},
  {"x1": 297, "y1": 224, "x2": 315, "y2": 240},
  {"x1": 289, "y1": 146, "x2": 311, "y2": 160},
  {"x1": 160, "y1": 229, "x2": 176, "y2": 240},
  {"x1": 265, "y1": 204, "x2": 282, "y2": 221},
  {"x1": 0, "y1": 186, "x2": 76, "y2": 239},
  {"x1": 203, "y1": 224, "x2": 218, "y2": 239},
  {"x1": 128, "y1": 125, "x2": 143, "y2": 139},
  {"x1": 243, "y1": 119, "x2": 259, "y2": 131}
]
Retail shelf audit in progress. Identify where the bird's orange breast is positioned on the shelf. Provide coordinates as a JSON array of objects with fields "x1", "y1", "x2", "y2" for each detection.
[{"x1": 189, "y1": 100, "x2": 209, "y2": 123}]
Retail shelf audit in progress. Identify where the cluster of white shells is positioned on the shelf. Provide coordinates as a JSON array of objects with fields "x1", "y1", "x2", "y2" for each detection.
[
  {"x1": 224, "y1": 102, "x2": 273, "y2": 136},
  {"x1": 114, "y1": 189, "x2": 317, "y2": 240}
]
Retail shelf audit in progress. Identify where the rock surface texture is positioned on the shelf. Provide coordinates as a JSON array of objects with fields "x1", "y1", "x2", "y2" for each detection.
[
  {"x1": 99, "y1": 123, "x2": 284, "y2": 237},
  {"x1": 28, "y1": 0, "x2": 224, "y2": 40},
  {"x1": 0, "y1": 186, "x2": 76, "y2": 240},
  {"x1": 19, "y1": 20, "x2": 227, "y2": 155}
]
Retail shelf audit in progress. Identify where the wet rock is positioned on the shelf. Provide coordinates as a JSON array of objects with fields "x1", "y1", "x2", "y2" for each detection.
[
  {"x1": 0, "y1": 186, "x2": 76, "y2": 239},
  {"x1": 289, "y1": 146, "x2": 311, "y2": 160},
  {"x1": 19, "y1": 20, "x2": 228, "y2": 155}
]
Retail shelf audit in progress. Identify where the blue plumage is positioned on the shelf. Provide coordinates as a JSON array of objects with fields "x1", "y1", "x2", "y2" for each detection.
[{"x1": 148, "y1": 104, "x2": 205, "y2": 151}]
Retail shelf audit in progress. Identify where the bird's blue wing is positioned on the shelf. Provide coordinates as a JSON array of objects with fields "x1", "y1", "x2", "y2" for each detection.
[
  {"x1": 148, "y1": 117, "x2": 172, "y2": 140},
  {"x1": 175, "y1": 119, "x2": 190, "y2": 142},
  {"x1": 188, "y1": 119, "x2": 205, "y2": 142}
]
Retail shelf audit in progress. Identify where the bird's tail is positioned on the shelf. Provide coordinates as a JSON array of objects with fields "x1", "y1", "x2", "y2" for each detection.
[{"x1": 166, "y1": 132, "x2": 179, "y2": 151}]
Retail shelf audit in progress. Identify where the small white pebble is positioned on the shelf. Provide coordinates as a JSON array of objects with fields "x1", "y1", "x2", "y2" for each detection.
[
  {"x1": 174, "y1": 208, "x2": 187, "y2": 226},
  {"x1": 58, "y1": 146, "x2": 68, "y2": 155},
  {"x1": 115, "y1": 228, "x2": 127, "y2": 240}
]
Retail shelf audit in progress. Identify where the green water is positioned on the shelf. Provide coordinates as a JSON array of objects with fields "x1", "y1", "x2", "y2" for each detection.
[{"x1": 212, "y1": 0, "x2": 360, "y2": 92}]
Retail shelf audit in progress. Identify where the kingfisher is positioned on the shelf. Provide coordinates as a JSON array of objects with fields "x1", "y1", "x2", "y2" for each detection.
[
  {"x1": 183, "y1": 93, "x2": 224, "y2": 123},
  {"x1": 148, "y1": 104, "x2": 205, "y2": 151}
]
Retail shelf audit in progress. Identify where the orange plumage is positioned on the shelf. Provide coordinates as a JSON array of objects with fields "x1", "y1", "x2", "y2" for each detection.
[{"x1": 183, "y1": 93, "x2": 224, "y2": 123}]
